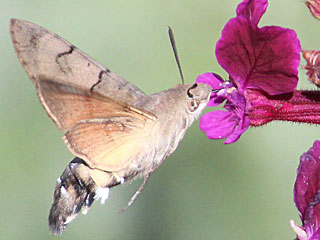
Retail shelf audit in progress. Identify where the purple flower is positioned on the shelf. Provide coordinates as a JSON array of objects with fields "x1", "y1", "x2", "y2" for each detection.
[
  {"x1": 291, "y1": 140, "x2": 320, "y2": 240},
  {"x1": 197, "y1": 0, "x2": 301, "y2": 144},
  {"x1": 197, "y1": 73, "x2": 250, "y2": 144}
]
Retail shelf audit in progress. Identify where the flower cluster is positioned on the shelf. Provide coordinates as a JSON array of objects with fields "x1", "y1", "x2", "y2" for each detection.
[
  {"x1": 197, "y1": 0, "x2": 301, "y2": 144},
  {"x1": 198, "y1": 0, "x2": 320, "y2": 239}
]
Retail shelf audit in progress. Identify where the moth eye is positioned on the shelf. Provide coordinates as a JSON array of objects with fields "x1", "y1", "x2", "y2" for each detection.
[
  {"x1": 188, "y1": 99, "x2": 200, "y2": 112},
  {"x1": 187, "y1": 83, "x2": 198, "y2": 98}
]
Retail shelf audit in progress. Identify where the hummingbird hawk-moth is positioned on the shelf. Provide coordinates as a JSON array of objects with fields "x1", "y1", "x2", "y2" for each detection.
[{"x1": 10, "y1": 18, "x2": 212, "y2": 235}]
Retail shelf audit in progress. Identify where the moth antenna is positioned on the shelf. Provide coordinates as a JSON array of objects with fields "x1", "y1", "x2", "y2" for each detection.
[{"x1": 168, "y1": 26, "x2": 185, "y2": 85}]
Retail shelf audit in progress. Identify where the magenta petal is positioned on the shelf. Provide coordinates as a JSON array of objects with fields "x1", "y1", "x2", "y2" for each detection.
[
  {"x1": 310, "y1": 232, "x2": 320, "y2": 240},
  {"x1": 196, "y1": 72, "x2": 224, "y2": 89},
  {"x1": 200, "y1": 110, "x2": 236, "y2": 140},
  {"x1": 225, "y1": 116, "x2": 250, "y2": 144},
  {"x1": 207, "y1": 96, "x2": 226, "y2": 107},
  {"x1": 305, "y1": 204, "x2": 320, "y2": 239},
  {"x1": 216, "y1": 17, "x2": 301, "y2": 95},
  {"x1": 294, "y1": 140, "x2": 320, "y2": 224},
  {"x1": 236, "y1": 0, "x2": 268, "y2": 25},
  {"x1": 307, "y1": 228, "x2": 320, "y2": 240}
]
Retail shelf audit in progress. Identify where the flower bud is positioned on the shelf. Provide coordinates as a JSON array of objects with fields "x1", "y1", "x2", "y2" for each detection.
[
  {"x1": 306, "y1": 0, "x2": 320, "y2": 20},
  {"x1": 303, "y1": 49, "x2": 320, "y2": 87}
]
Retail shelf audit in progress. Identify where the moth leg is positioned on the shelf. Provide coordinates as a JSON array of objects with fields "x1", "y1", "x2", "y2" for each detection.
[
  {"x1": 119, "y1": 173, "x2": 151, "y2": 213},
  {"x1": 113, "y1": 172, "x2": 125, "y2": 184}
]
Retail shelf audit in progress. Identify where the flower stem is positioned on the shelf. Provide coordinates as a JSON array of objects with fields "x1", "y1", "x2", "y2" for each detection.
[{"x1": 247, "y1": 89, "x2": 320, "y2": 126}]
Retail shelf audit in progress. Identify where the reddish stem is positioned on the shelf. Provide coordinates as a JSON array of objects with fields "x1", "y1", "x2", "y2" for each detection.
[{"x1": 247, "y1": 89, "x2": 320, "y2": 126}]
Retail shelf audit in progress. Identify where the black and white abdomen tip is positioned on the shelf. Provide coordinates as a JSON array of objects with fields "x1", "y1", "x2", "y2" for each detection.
[{"x1": 48, "y1": 158, "x2": 96, "y2": 235}]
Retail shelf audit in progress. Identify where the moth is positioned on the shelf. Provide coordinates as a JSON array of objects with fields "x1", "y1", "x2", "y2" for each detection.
[{"x1": 10, "y1": 18, "x2": 212, "y2": 235}]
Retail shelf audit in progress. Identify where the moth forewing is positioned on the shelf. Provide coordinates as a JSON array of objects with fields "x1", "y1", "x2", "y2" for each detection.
[
  {"x1": 10, "y1": 18, "x2": 147, "y2": 106},
  {"x1": 37, "y1": 79, "x2": 156, "y2": 131}
]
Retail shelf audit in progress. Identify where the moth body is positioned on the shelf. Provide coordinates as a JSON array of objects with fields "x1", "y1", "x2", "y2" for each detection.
[{"x1": 10, "y1": 18, "x2": 212, "y2": 235}]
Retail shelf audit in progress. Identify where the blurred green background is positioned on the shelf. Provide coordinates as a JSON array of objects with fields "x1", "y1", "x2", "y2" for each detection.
[{"x1": 0, "y1": 0, "x2": 319, "y2": 239}]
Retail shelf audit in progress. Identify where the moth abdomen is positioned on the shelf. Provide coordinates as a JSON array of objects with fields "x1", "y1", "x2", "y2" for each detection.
[
  {"x1": 49, "y1": 156, "x2": 132, "y2": 235},
  {"x1": 48, "y1": 158, "x2": 97, "y2": 235}
]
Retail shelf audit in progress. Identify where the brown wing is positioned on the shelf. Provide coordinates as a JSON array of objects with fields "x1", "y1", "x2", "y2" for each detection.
[
  {"x1": 64, "y1": 119, "x2": 151, "y2": 171},
  {"x1": 37, "y1": 79, "x2": 156, "y2": 131},
  {"x1": 10, "y1": 18, "x2": 157, "y2": 171},
  {"x1": 38, "y1": 80, "x2": 156, "y2": 171},
  {"x1": 10, "y1": 18, "x2": 147, "y2": 107}
]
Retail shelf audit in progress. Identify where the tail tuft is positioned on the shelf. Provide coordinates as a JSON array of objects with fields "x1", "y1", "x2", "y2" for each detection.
[{"x1": 48, "y1": 158, "x2": 96, "y2": 235}]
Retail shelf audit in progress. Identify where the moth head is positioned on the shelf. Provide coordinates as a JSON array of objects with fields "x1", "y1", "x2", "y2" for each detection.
[{"x1": 186, "y1": 83, "x2": 212, "y2": 113}]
